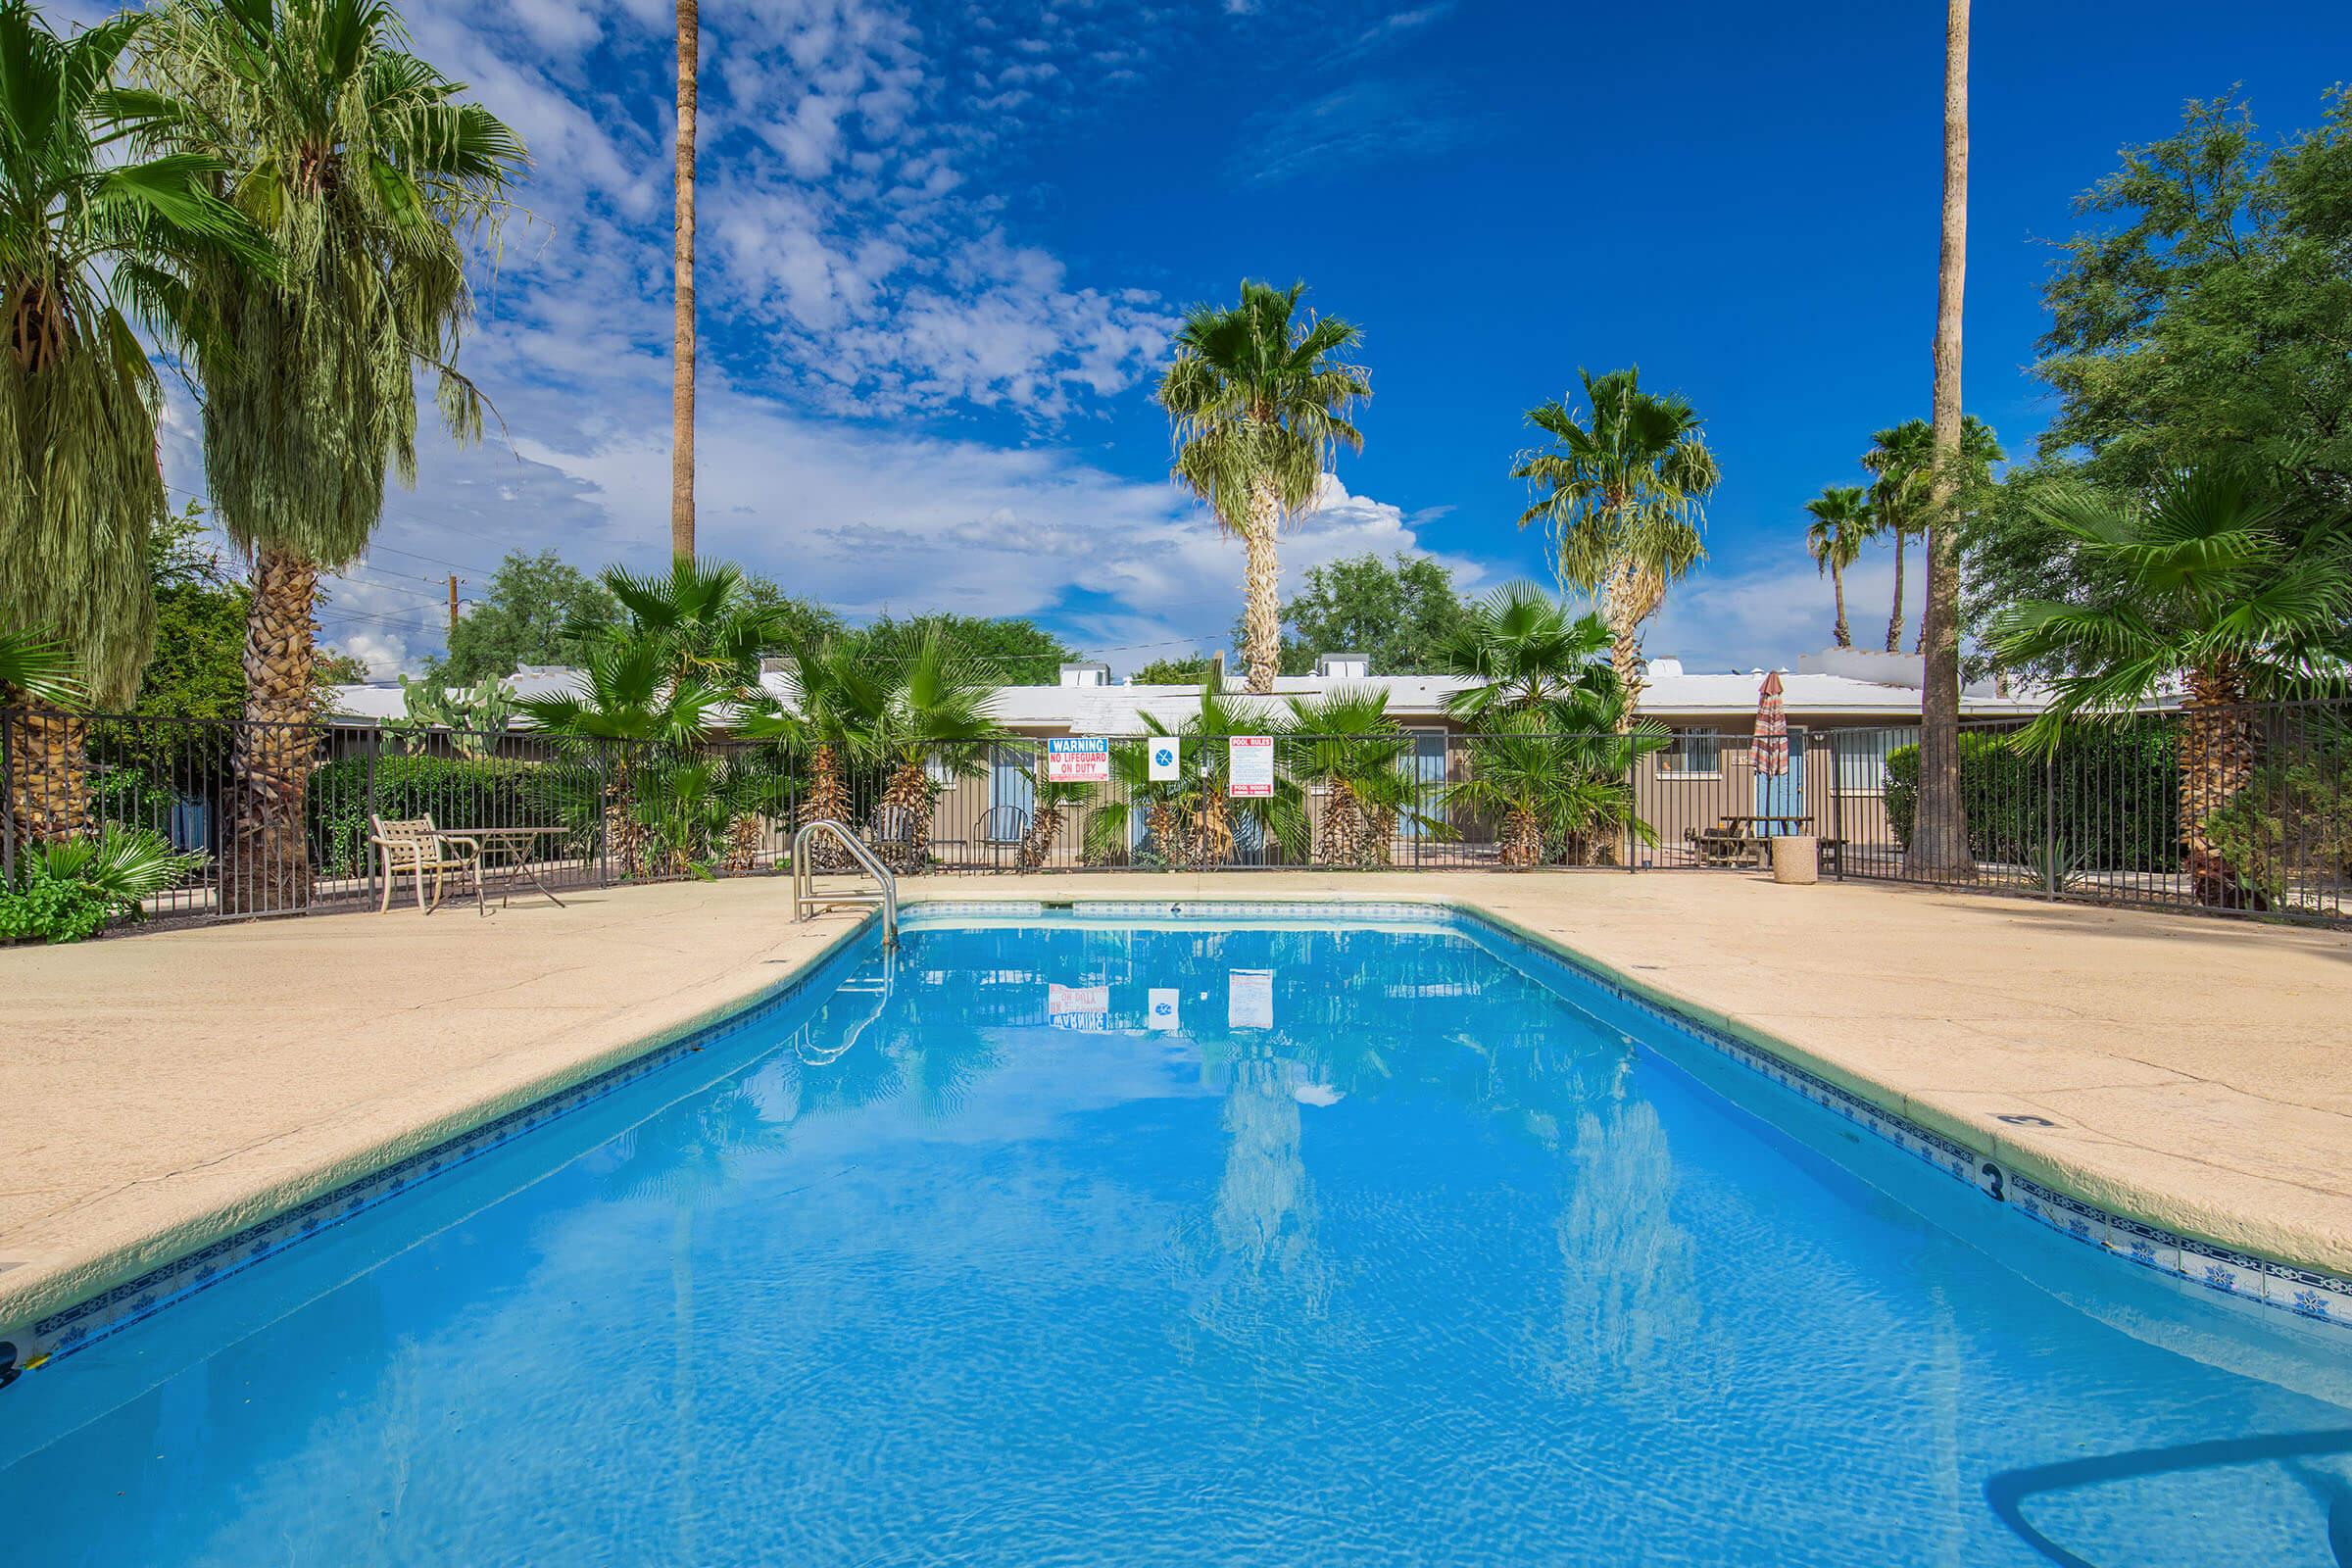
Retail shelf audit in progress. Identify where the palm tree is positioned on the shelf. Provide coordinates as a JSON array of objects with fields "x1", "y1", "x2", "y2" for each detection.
[
  {"x1": 1085, "y1": 682, "x2": 1307, "y2": 866},
  {"x1": 1918, "y1": 0, "x2": 1976, "y2": 879},
  {"x1": 1991, "y1": 466, "x2": 2352, "y2": 907},
  {"x1": 1156, "y1": 280, "x2": 1369, "y2": 695},
  {"x1": 1013, "y1": 760, "x2": 1092, "y2": 870},
  {"x1": 1435, "y1": 581, "x2": 1619, "y2": 728},
  {"x1": 862, "y1": 630, "x2": 1004, "y2": 871},
  {"x1": 590, "y1": 559, "x2": 780, "y2": 696},
  {"x1": 1284, "y1": 688, "x2": 1436, "y2": 866},
  {"x1": 1514, "y1": 368, "x2": 1719, "y2": 724},
  {"x1": 145, "y1": 0, "x2": 524, "y2": 911},
  {"x1": 1802, "y1": 487, "x2": 1872, "y2": 650},
  {"x1": 0, "y1": 4, "x2": 265, "y2": 845},
  {"x1": 670, "y1": 0, "x2": 697, "y2": 561},
  {"x1": 0, "y1": 633, "x2": 87, "y2": 711},
  {"x1": 1435, "y1": 581, "x2": 1654, "y2": 865},
  {"x1": 1862, "y1": 416, "x2": 2001, "y2": 656}
]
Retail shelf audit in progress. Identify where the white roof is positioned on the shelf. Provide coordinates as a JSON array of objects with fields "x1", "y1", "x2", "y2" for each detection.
[{"x1": 328, "y1": 659, "x2": 2049, "y2": 734}]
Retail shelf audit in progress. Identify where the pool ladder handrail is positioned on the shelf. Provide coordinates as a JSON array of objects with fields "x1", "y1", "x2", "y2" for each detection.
[{"x1": 791, "y1": 818, "x2": 898, "y2": 949}]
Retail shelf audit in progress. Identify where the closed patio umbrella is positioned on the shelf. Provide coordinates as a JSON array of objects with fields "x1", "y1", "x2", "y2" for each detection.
[{"x1": 1755, "y1": 670, "x2": 1788, "y2": 777}]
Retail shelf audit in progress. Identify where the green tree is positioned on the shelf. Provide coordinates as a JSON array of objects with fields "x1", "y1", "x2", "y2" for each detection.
[
  {"x1": 2036, "y1": 90, "x2": 2352, "y2": 491},
  {"x1": 430, "y1": 551, "x2": 620, "y2": 683},
  {"x1": 1157, "y1": 279, "x2": 1370, "y2": 695},
  {"x1": 847, "y1": 612, "x2": 1074, "y2": 684},
  {"x1": 0, "y1": 3, "x2": 264, "y2": 844},
  {"x1": 1990, "y1": 466, "x2": 2352, "y2": 907},
  {"x1": 98, "y1": 505, "x2": 250, "y2": 780},
  {"x1": 1133, "y1": 655, "x2": 1216, "y2": 685},
  {"x1": 1802, "y1": 486, "x2": 1871, "y2": 650},
  {"x1": 146, "y1": 0, "x2": 525, "y2": 910},
  {"x1": 1227, "y1": 552, "x2": 1470, "y2": 676},
  {"x1": 1514, "y1": 368, "x2": 1719, "y2": 723}
]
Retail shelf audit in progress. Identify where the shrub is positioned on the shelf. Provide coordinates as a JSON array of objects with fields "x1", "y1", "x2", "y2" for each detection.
[
  {"x1": 0, "y1": 824, "x2": 210, "y2": 944},
  {"x1": 1884, "y1": 723, "x2": 2180, "y2": 872},
  {"x1": 2204, "y1": 751, "x2": 2352, "y2": 906}
]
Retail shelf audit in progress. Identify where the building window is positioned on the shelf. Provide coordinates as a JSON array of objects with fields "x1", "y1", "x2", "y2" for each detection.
[
  {"x1": 1835, "y1": 729, "x2": 1898, "y2": 794},
  {"x1": 1658, "y1": 728, "x2": 1723, "y2": 778}
]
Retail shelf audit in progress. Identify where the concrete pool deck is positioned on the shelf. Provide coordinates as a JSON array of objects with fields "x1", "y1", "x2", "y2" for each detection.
[{"x1": 3, "y1": 871, "x2": 2348, "y2": 1347}]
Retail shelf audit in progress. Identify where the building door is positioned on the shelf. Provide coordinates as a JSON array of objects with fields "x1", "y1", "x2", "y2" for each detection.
[{"x1": 1753, "y1": 724, "x2": 1806, "y2": 834}]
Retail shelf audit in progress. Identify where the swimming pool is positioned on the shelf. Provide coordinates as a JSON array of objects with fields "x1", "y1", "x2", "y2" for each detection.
[{"x1": 4, "y1": 908, "x2": 2348, "y2": 1565}]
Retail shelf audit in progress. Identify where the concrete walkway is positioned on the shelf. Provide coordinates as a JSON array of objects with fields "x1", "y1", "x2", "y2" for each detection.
[{"x1": 3, "y1": 872, "x2": 2347, "y2": 1343}]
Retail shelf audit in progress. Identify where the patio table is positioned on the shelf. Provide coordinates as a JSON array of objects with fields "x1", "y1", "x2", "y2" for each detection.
[{"x1": 435, "y1": 825, "x2": 572, "y2": 912}]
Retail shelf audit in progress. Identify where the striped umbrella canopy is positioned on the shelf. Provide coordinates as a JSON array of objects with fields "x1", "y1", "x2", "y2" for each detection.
[{"x1": 1754, "y1": 669, "x2": 1788, "y2": 778}]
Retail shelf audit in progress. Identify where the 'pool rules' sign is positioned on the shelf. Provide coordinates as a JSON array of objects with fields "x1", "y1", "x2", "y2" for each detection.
[
  {"x1": 1228, "y1": 735, "x2": 1275, "y2": 797},
  {"x1": 1046, "y1": 736, "x2": 1110, "y2": 783},
  {"x1": 1148, "y1": 737, "x2": 1181, "y2": 782}
]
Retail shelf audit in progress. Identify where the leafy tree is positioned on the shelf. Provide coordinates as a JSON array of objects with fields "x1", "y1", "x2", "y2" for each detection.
[
  {"x1": 1133, "y1": 655, "x2": 1216, "y2": 685},
  {"x1": 2035, "y1": 90, "x2": 2352, "y2": 491},
  {"x1": 1157, "y1": 279, "x2": 1370, "y2": 694},
  {"x1": 1514, "y1": 368, "x2": 1719, "y2": 723},
  {"x1": 1990, "y1": 466, "x2": 2352, "y2": 906},
  {"x1": 145, "y1": 0, "x2": 525, "y2": 910},
  {"x1": 1224, "y1": 552, "x2": 1470, "y2": 676},
  {"x1": 0, "y1": 4, "x2": 264, "y2": 844},
  {"x1": 1802, "y1": 487, "x2": 1871, "y2": 650},
  {"x1": 740, "y1": 573, "x2": 845, "y2": 651},
  {"x1": 430, "y1": 551, "x2": 620, "y2": 683},
  {"x1": 846, "y1": 612, "x2": 1073, "y2": 684}
]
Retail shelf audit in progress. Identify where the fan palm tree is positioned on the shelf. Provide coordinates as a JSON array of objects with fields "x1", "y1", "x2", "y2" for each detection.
[
  {"x1": 1442, "y1": 714, "x2": 1650, "y2": 869},
  {"x1": 590, "y1": 558, "x2": 781, "y2": 697},
  {"x1": 1013, "y1": 760, "x2": 1093, "y2": 870},
  {"x1": 0, "y1": 4, "x2": 266, "y2": 845},
  {"x1": 1085, "y1": 682, "x2": 1307, "y2": 867},
  {"x1": 0, "y1": 633, "x2": 87, "y2": 710},
  {"x1": 143, "y1": 0, "x2": 525, "y2": 910},
  {"x1": 1435, "y1": 581, "x2": 1619, "y2": 729},
  {"x1": 1991, "y1": 466, "x2": 2352, "y2": 907},
  {"x1": 1284, "y1": 687, "x2": 1436, "y2": 866},
  {"x1": 1802, "y1": 486, "x2": 1872, "y2": 650},
  {"x1": 670, "y1": 0, "x2": 697, "y2": 562},
  {"x1": 1514, "y1": 368, "x2": 1719, "y2": 723},
  {"x1": 862, "y1": 630, "x2": 1005, "y2": 871},
  {"x1": 1156, "y1": 279, "x2": 1369, "y2": 694}
]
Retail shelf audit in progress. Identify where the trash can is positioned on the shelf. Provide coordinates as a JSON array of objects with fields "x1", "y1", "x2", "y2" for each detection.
[{"x1": 1771, "y1": 834, "x2": 1819, "y2": 886}]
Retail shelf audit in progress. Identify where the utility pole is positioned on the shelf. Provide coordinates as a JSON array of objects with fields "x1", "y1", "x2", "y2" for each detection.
[{"x1": 447, "y1": 574, "x2": 462, "y2": 635}]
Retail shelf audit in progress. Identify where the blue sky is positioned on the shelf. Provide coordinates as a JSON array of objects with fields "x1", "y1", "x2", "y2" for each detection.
[{"x1": 107, "y1": 0, "x2": 2352, "y2": 674}]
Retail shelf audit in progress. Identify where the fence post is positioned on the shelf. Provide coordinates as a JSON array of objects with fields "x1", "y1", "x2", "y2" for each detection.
[
  {"x1": 1829, "y1": 732, "x2": 1844, "y2": 881},
  {"x1": 2042, "y1": 744, "x2": 2058, "y2": 900},
  {"x1": 1624, "y1": 734, "x2": 1638, "y2": 873},
  {"x1": 364, "y1": 723, "x2": 381, "y2": 907}
]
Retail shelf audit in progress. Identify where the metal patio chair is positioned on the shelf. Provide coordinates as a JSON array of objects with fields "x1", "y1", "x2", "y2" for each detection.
[{"x1": 368, "y1": 814, "x2": 485, "y2": 915}]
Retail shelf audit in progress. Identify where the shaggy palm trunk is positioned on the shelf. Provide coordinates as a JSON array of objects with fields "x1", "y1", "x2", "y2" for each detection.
[
  {"x1": 1885, "y1": 529, "x2": 1907, "y2": 654},
  {"x1": 1147, "y1": 800, "x2": 1182, "y2": 865},
  {"x1": 1913, "y1": 0, "x2": 1975, "y2": 882},
  {"x1": 670, "y1": 0, "x2": 698, "y2": 562},
  {"x1": 1190, "y1": 794, "x2": 1235, "y2": 866},
  {"x1": 1501, "y1": 805, "x2": 1544, "y2": 869},
  {"x1": 2180, "y1": 667, "x2": 2265, "y2": 909},
  {"x1": 605, "y1": 755, "x2": 651, "y2": 880},
  {"x1": 1601, "y1": 561, "x2": 1661, "y2": 735},
  {"x1": 1016, "y1": 805, "x2": 1061, "y2": 870},
  {"x1": 1316, "y1": 781, "x2": 1362, "y2": 867},
  {"x1": 877, "y1": 759, "x2": 932, "y2": 870},
  {"x1": 1831, "y1": 562, "x2": 1850, "y2": 649},
  {"x1": 1241, "y1": 485, "x2": 1282, "y2": 695},
  {"x1": 224, "y1": 548, "x2": 318, "y2": 913},
  {"x1": 801, "y1": 743, "x2": 854, "y2": 870},
  {"x1": 2, "y1": 699, "x2": 93, "y2": 851},
  {"x1": 721, "y1": 811, "x2": 760, "y2": 874}
]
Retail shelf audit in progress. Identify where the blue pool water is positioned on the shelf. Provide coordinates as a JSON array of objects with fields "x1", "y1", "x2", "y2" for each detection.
[{"x1": 4, "y1": 912, "x2": 2349, "y2": 1566}]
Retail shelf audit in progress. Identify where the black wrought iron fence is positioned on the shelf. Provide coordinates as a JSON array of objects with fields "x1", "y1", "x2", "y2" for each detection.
[
  {"x1": 5, "y1": 701, "x2": 2347, "y2": 934},
  {"x1": 1824, "y1": 700, "x2": 2352, "y2": 922}
]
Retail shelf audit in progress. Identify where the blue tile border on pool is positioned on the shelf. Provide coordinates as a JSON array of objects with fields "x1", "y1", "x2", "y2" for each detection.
[
  {"x1": 10, "y1": 894, "x2": 2344, "y2": 1379},
  {"x1": 5, "y1": 914, "x2": 884, "y2": 1376}
]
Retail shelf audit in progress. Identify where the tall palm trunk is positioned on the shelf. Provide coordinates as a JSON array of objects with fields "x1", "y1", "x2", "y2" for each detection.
[
  {"x1": 1601, "y1": 559, "x2": 1660, "y2": 733},
  {"x1": 224, "y1": 547, "x2": 318, "y2": 913},
  {"x1": 1913, "y1": 0, "x2": 1975, "y2": 879},
  {"x1": 669, "y1": 0, "x2": 698, "y2": 563},
  {"x1": 1240, "y1": 483, "x2": 1282, "y2": 695},
  {"x1": 3, "y1": 700, "x2": 93, "y2": 852},
  {"x1": 1831, "y1": 562, "x2": 1850, "y2": 649},
  {"x1": 2180, "y1": 664, "x2": 2265, "y2": 909},
  {"x1": 1885, "y1": 529, "x2": 1907, "y2": 653}
]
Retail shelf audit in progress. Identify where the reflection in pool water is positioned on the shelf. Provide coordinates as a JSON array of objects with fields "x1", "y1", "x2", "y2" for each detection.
[{"x1": 2, "y1": 917, "x2": 2347, "y2": 1567}]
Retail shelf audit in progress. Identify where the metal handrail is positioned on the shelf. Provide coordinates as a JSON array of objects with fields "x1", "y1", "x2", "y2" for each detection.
[{"x1": 791, "y1": 818, "x2": 898, "y2": 949}]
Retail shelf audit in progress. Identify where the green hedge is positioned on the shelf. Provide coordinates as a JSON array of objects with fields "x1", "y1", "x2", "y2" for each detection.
[
  {"x1": 307, "y1": 754, "x2": 603, "y2": 878},
  {"x1": 1884, "y1": 725, "x2": 2180, "y2": 871}
]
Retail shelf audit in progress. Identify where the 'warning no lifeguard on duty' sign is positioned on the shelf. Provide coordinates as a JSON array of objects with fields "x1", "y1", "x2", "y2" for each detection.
[{"x1": 1046, "y1": 737, "x2": 1110, "y2": 783}]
